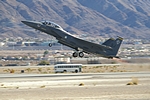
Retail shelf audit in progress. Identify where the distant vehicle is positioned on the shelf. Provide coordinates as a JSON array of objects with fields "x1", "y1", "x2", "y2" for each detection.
[
  {"x1": 54, "y1": 64, "x2": 82, "y2": 73},
  {"x1": 22, "y1": 20, "x2": 123, "y2": 59},
  {"x1": 5, "y1": 64, "x2": 18, "y2": 66}
]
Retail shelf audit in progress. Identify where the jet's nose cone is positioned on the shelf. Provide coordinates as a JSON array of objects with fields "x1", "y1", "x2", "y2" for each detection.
[
  {"x1": 21, "y1": 20, "x2": 34, "y2": 26},
  {"x1": 21, "y1": 20, "x2": 41, "y2": 29},
  {"x1": 21, "y1": 21, "x2": 27, "y2": 24}
]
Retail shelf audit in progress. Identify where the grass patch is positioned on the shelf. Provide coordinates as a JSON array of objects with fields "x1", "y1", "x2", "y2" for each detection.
[
  {"x1": 40, "y1": 85, "x2": 45, "y2": 88},
  {"x1": 3, "y1": 69, "x2": 9, "y2": 72},
  {"x1": 16, "y1": 87, "x2": 19, "y2": 89},
  {"x1": 79, "y1": 83, "x2": 84, "y2": 86},
  {"x1": 93, "y1": 83, "x2": 97, "y2": 86},
  {"x1": 38, "y1": 68, "x2": 42, "y2": 72},
  {"x1": 10, "y1": 69, "x2": 15, "y2": 73},
  {"x1": 132, "y1": 77, "x2": 138, "y2": 85},
  {"x1": 1, "y1": 84, "x2": 4, "y2": 86},
  {"x1": 42, "y1": 71, "x2": 47, "y2": 74},
  {"x1": 25, "y1": 68, "x2": 32, "y2": 72},
  {"x1": 82, "y1": 66, "x2": 87, "y2": 69},
  {"x1": 126, "y1": 82, "x2": 133, "y2": 85},
  {"x1": 47, "y1": 68, "x2": 51, "y2": 70}
]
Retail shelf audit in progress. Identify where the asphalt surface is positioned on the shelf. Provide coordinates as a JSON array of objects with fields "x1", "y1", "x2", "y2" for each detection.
[
  {"x1": 0, "y1": 72, "x2": 150, "y2": 83},
  {"x1": 0, "y1": 72, "x2": 150, "y2": 100}
]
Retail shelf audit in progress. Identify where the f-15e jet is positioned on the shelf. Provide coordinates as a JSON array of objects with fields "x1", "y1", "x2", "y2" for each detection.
[{"x1": 21, "y1": 20, "x2": 123, "y2": 58}]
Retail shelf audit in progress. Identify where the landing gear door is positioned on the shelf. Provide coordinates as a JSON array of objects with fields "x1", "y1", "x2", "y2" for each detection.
[{"x1": 79, "y1": 65, "x2": 82, "y2": 72}]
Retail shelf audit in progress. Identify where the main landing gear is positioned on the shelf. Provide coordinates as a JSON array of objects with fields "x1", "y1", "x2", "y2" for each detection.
[
  {"x1": 73, "y1": 52, "x2": 84, "y2": 58},
  {"x1": 48, "y1": 43, "x2": 84, "y2": 58}
]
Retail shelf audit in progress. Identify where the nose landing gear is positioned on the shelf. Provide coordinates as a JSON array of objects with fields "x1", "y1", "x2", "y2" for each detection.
[{"x1": 49, "y1": 43, "x2": 52, "y2": 47}]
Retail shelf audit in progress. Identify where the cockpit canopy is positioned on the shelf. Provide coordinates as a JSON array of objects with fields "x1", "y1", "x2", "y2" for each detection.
[{"x1": 41, "y1": 21, "x2": 62, "y2": 29}]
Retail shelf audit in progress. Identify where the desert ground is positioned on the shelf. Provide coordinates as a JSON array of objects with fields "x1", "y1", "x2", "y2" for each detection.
[
  {"x1": 0, "y1": 63, "x2": 150, "y2": 100},
  {"x1": 0, "y1": 49, "x2": 150, "y2": 100},
  {"x1": 0, "y1": 63, "x2": 150, "y2": 74}
]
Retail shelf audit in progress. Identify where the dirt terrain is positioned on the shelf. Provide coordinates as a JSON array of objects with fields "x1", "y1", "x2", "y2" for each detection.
[
  {"x1": 1, "y1": 85, "x2": 150, "y2": 100},
  {"x1": 0, "y1": 50, "x2": 150, "y2": 100},
  {"x1": 0, "y1": 63, "x2": 150, "y2": 100},
  {"x1": 0, "y1": 63, "x2": 150, "y2": 74}
]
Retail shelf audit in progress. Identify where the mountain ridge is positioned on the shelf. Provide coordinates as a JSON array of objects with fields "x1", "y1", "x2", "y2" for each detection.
[{"x1": 1, "y1": 0, "x2": 150, "y2": 39}]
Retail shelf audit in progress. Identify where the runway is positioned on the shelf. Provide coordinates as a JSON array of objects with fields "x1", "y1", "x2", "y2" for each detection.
[
  {"x1": 0, "y1": 72, "x2": 150, "y2": 100},
  {"x1": 1, "y1": 72, "x2": 150, "y2": 86},
  {"x1": 0, "y1": 71, "x2": 150, "y2": 79}
]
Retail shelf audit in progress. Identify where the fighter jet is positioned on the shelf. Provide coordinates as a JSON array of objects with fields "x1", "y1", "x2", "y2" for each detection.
[{"x1": 21, "y1": 20, "x2": 123, "y2": 58}]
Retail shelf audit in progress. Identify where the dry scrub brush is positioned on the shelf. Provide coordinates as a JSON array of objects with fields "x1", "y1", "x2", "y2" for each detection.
[
  {"x1": 127, "y1": 77, "x2": 139, "y2": 85},
  {"x1": 10, "y1": 69, "x2": 15, "y2": 73},
  {"x1": 79, "y1": 83, "x2": 84, "y2": 86},
  {"x1": 40, "y1": 85, "x2": 46, "y2": 88}
]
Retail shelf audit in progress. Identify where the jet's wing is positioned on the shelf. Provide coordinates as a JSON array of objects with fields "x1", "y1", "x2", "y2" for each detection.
[
  {"x1": 58, "y1": 36, "x2": 122, "y2": 58},
  {"x1": 67, "y1": 36, "x2": 112, "y2": 53},
  {"x1": 81, "y1": 38, "x2": 111, "y2": 49},
  {"x1": 78, "y1": 38, "x2": 112, "y2": 52}
]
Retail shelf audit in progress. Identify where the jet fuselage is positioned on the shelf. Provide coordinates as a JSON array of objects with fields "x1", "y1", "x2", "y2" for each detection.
[{"x1": 22, "y1": 20, "x2": 123, "y2": 58}]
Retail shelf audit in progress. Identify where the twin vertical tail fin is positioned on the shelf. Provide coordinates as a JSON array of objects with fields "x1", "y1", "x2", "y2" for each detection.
[{"x1": 102, "y1": 36, "x2": 123, "y2": 57}]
